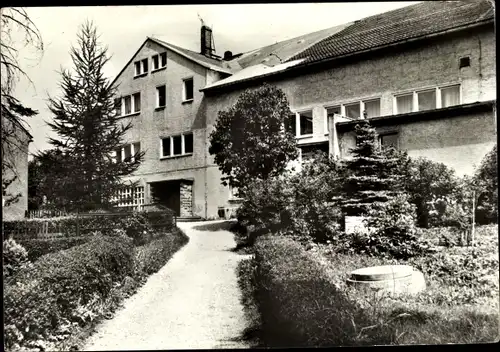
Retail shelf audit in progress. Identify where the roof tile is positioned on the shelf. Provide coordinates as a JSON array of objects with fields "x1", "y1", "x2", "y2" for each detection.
[{"x1": 288, "y1": 1, "x2": 494, "y2": 64}]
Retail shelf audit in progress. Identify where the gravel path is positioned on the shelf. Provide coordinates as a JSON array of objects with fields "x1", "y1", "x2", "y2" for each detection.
[{"x1": 83, "y1": 220, "x2": 251, "y2": 351}]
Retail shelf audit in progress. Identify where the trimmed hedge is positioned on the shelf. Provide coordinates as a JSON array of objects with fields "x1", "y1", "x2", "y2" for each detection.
[
  {"x1": 134, "y1": 228, "x2": 189, "y2": 278},
  {"x1": 3, "y1": 210, "x2": 175, "y2": 243},
  {"x1": 4, "y1": 235, "x2": 134, "y2": 351},
  {"x1": 252, "y1": 235, "x2": 378, "y2": 347},
  {"x1": 17, "y1": 236, "x2": 90, "y2": 262},
  {"x1": 249, "y1": 235, "x2": 499, "y2": 347}
]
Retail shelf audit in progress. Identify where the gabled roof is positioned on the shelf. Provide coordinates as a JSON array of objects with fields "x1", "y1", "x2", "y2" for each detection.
[
  {"x1": 288, "y1": 0, "x2": 494, "y2": 65},
  {"x1": 149, "y1": 37, "x2": 233, "y2": 74},
  {"x1": 202, "y1": 1, "x2": 494, "y2": 92},
  {"x1": 111, "y1": 36, "x2": 233, "y2": 87},
  {"x1": 227, "y1": 22, "x2": 352, "y2": 69}
]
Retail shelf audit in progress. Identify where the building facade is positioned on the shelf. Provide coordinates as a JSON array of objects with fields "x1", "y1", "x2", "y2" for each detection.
[{"x1": 114, "y1": 0, "x2": 496, "y2": 218}]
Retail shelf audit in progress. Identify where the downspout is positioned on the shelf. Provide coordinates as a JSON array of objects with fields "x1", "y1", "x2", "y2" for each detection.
[
  {"x1": 204, "y1": 125, "x2": 208, "y2": 219},
  {"x1": 476, "y1": 35, "x2": 483, "y2": 100}
]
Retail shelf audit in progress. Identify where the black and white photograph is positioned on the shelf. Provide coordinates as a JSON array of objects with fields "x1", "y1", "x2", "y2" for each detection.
[{"x1": 2, "y1": 1, "x2": 498, "y2": 350}]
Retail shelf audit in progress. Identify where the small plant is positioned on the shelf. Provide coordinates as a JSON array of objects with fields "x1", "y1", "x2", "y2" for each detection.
[{"x1": 3, "y1": 239, "x2": 30, "y2": 278}]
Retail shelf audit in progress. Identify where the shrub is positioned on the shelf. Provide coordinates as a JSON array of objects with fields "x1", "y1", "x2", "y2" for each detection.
[
  {"x1": 252, "y1": 235, "x2": 386, "y2": 347},
  {"x1": 17, "y1": 236, "x2": 90, "y2": 262},
  {"x1": 316, "y1": 242, "x2": 499, "y2": 344},
  {"x1": 3, "y1": 235, "x2": 134, "y2": 350},
  {"x1": 134, "y1": 228, "x2": 189, "y2": 278},
  {"x1": 3, "y1": 210, "x2": 175, "y2": 246},
  {"x1": 236, "y1": 153, "x2": 344, "y2": 247},
  {"x1": 337, "y1": 195, "x2": 432, "y2": 260},
  {"x1": 3, "y1": 239, "x2": 29, "y2": 278},
  {"x1": 403, "y1": 157, "x2": 459, "y2": 228},
  {"x1": 474, "y1": 144, "x2": 498, "y2": 224}
]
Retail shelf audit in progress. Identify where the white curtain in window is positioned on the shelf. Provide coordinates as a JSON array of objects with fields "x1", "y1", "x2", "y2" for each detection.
[
  {"x1": 441, "y1": 86, "x2": 460, "y2": 107},
  {"x1": 124, "y1": 96, "x2": 132, "y2": 115},
  {"x1": 396, "y1": 94, "x2": 413, "y2": 114}
]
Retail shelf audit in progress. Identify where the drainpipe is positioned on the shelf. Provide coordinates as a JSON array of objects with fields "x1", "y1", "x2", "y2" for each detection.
[{"x1": 204, "y1": 125, "x2": 208, "y2": 219}]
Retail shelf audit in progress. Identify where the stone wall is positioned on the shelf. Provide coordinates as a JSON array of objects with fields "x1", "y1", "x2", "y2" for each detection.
[{"x1": 179, "y1": 181, "x2": 193, "y2": 217}]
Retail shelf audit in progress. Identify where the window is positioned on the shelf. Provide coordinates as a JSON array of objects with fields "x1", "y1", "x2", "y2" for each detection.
[
  {"x1": 325, "y1": 106, "x2": 340, "y2": 132},
  {"x1": 394, "y1": 84, "x2": 461, "y2": 114},
  {"x1": 114, "y1": 98, "x2": 121, "y2": 116},
  {"x1": 133, "y1": 92, "x2": 141, "y2": 112},
  {"x1": 123, "y1": 144, "x2": 132, "y2": 160},
  {"x1": 396, "y1": 94, "x2": 413, "y2": 114},
  {"x1": 363, "y1": 99, "x2": 381, "y2": 118},
  {"x1": 379, "y1": 133, "x2": 398, "y2": 150},
  {"x1": 298, "y1": 110, "x2": 313, "y2": 136},
  {"x1": 124, "y1": 96, "x2": 132, "y2": 115},
  {"x1": 345, "y1": 103, "x2": 361, "y2": 119},
  {"x1": 134, "y1": 59, "x2": 148, "y2": 76},
  {"x1": 229, "y1": 186, "x2": 241, "y2": 199},
  {"x1": 156, "y1": 85, "x2": 166, "y2": 108},
  {"x1": 152, "y1": 52, "x2": 167, "y2": 71},
  {"x1": 173, "y1": 135, "x2": 182, "y2": 155},
  {"x1": 417, "y1": 90, "x2": 436, "y2": 111},
  {"x1": 184, "y1": 133, "x2": 193, "y2": 154},
  {"x1": 116, "y1": 186, "x2": 145, "y2": 211},
  {"x1": 183, "y1": 78, "x2": 194, "y2": 101},
  {"x1": 161, "y1": 133, "x2": 194, "y2": 158},
  {"x1": 114, "y1": 142, "x2": 141, "y2": 163},
  {"x1": 285, "y1": 114, "x2": 296, "y2": 135},
  {"x1": 441, "y1": 85, "x2": 460, "y2": 108},
  {"x1": 119, "y1": 93, "x2": 141, "y2": 116},
  {"x1": 459, "y1": 56, "x2": 470, "y2": 69}
]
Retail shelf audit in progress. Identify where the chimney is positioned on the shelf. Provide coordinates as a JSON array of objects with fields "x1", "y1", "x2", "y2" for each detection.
[
  {"x1": 223, "y1": 51, "x2": 233, "y2": 61},
  {"x1": 200, "y1": 25, "x2": 214, "y2": 57}
]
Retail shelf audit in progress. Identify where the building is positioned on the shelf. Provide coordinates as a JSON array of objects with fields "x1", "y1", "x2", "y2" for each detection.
[
  {"x1": 2, "y1": 116, "x2": 33, "y2": 220},
  {"x1": 114, "y1": 0, "x2": 496, "y2": 219}
]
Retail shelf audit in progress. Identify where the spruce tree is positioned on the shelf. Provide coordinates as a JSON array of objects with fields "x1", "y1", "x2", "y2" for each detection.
[
  {"x1": 47, "y1": 21, "x2": 143, "y2": 211},
  {"x1": 342, "y1": 120, "x2": 407, "y2": 216}
]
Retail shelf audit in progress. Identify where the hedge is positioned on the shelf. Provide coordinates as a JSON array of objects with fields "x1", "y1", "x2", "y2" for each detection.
[
  {"x1": 4, "y1": 235, "x2": 134, "y2": 351},
  {"x1": 249, "y1": 235, "x2": 499, "y2": 347},
  {"x1": 17, "y1": 236, "x2": 90, "y2": 262},
  {"x1": 134, "y1": 228, "x2": 189, "y2": 279},
  {"x1": 3, "y1": 209, "x2": 176, "y2": 244}
]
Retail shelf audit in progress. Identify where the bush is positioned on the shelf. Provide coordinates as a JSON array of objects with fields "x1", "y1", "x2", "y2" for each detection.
[
  {"x1": 337, "y1": 195, "x2": 432, "y2": 260},
  {"x1": 250, "y1": 236, "x2": 499, "y2": 346},
  {"x1": 3, "y1": 239, "x2": 29, "y2": 278},
  {"x1": 474, "y1": 144, "x2": 498, "y2": 224},
  {"x1": 3, "y1": 235, "x2": 134, "y2": 350},
  {"x1": 252, "y1": 235, "x2": 385, "y2": 347},
  {"x1": 17, "y1": 236, "x2": 90, "y2": 262},
  {"x1": 236, "y1": 153, "x2": 344, "y2": 247},
  {"x1": 403, "y1": 157, "x2": 459, "y2": 228},
  {"x1": 134, "y1": 228, "x2": 189, "y2": 278},
  {"x1": 3, "y1": 210, "x2": 175, "y2": 246}
]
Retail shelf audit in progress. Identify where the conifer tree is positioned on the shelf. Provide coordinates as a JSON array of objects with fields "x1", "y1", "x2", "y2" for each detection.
[
  {"x1": 47, "y1": 21, "x2": 143, "y2": 211},
  {"x1": 342, "y1": 120, "x2": 408, "y2": 216}
]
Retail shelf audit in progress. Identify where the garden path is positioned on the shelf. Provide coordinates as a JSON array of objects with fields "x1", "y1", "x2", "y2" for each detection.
[{"x1": 83, "y1": 220, "x2": 251, "y2": 351}]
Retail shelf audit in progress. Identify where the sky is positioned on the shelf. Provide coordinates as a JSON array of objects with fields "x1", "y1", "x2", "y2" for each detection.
[{"x1": 11, "y1": 2, "x2": 419, "y2": 156}]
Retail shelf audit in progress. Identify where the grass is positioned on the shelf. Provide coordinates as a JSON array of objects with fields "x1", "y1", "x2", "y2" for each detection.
[{"x1": 237, "y1": 226, "x2": 499, "y2": 347}]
